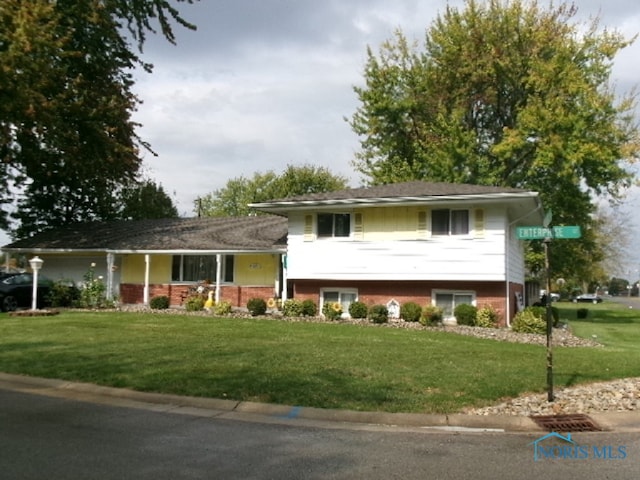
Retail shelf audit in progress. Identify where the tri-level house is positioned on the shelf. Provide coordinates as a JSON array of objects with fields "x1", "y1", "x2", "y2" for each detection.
[
  {"x1": 250, "y1": 181, "x2": 543, "y2": 326},
  {"x1": 1, "y1": 181, "x2": 543, "y2": 325}
]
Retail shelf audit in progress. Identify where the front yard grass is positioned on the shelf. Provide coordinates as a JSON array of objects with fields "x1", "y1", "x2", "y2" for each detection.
[{"x1": 0, "y1": 304, "x2": 638, "y2": 414}]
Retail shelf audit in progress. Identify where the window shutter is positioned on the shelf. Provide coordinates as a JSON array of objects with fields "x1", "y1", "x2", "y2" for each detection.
[
  {"x1": 354, "y1": 212, "x2": 363, "y2": 239},
  {"x1": 474, "y1": 209, "x2": 485, "y2": 238},
  {"x1": 304, "y1": 215, "x2": 313, "y2": 241},
  {"x1": 418, "y1": 210, "x2": 429, "y2": 238}
]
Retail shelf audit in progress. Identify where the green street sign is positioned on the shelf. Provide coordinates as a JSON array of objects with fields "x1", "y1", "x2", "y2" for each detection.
[{"x1": 516, "y1": 226, "x2": 581, "y2": 240}]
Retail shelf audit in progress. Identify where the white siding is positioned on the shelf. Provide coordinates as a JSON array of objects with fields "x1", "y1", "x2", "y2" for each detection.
[{"x1": 286, "y1": 206, "x2": 509, "y2": 281}]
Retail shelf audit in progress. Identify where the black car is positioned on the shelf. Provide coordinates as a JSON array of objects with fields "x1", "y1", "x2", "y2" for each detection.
[{"x1": 0, "y1": 272, "x2": 53, "y2": 312}]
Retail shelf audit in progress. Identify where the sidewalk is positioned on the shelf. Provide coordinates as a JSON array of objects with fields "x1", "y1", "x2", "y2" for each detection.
[{"x1": 1, "y1": 372, "x2": 637, "y2": 433}]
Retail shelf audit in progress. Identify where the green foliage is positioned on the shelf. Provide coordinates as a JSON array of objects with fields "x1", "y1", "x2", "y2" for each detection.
[
  {"x1": 322, "y1": 301, "x2": 343, "y2": 321},
  {"x1": 197, "y1": 164, "x2": 349, "y2": 217},
  {"x1": 577, "y1": 308, "x2": 589, "y2": 319},
  {"x1": 150, "y1": 296, "x2": 170, "y2": 310},
  {"x1": 475, "y1": 306, "x2": 498, "y2": 328},
  {"x1": 0, "y1": 0, "x2": 195, "y2": 237},
  {"x1": 348, "y1": 0, "x2": 638, "y2": 283},
  {"x1": 512, "y1": 308, "x2": 547, "y2": 334},
  {"x1": 301, "y1": 299, "x2": 318, "y2": 317},
  {"x1": 213, "y1": 300, "x2": 233, "y2": 316},
  {"x1": 247, "y1": 298, "x2": 267, "y2": 316},
  {"x1": 348, "y1": 301, "x2": 368, "y2": 319},
  {"x1": 184, "y1": 295, "x2": 205, "y2": 312},
  {"x1": 47, "y1": 280, "x2": 81, "y2": 308},
  {"x1": 420, "y1": 305, "x2": 444, "y2": 326},
  {"x1": 119, "y1": 179, "x2": 179, "y2": 220},
  {"x1": 400, "y1": 302, "x2": 422, "y2": 322},
  {"x1": 454, "y1": 304, "x2": 477, "y2": 326},
  {"x1": 78, "y1": 264, "x2": 109, "y2": 309},
  {"x1": 368, "y1": 304, "x2": 389, "y2": 324},
  {"x1": 282, "y1": 299, "x2": 304, "y2": 317}
]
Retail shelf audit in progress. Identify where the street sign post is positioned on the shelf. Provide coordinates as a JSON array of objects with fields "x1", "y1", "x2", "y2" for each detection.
[
  {"x1": 516, "y1": 224, "x2": 581, "y2": 402},
  {"x1": 516, "y1": 226, "x2": 581, "y2": 240}
]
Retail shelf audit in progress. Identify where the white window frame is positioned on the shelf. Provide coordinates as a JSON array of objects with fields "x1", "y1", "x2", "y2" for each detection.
[
  {"x1": 316, "y1": 213, "x2": 352, "y2": 239},
  {"x1": 320, "y1": 288, "x2": 358, "y2": 318},
  {"x1": 432, "y1": 289, "x2": 476, "y2": 320},
  {"x1": 431, "y1": 208, "x2": 470, "y2": 236}
]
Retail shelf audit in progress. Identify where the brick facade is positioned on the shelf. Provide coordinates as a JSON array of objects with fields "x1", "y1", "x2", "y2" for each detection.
[
  {"x1": 119, "y1": 284, "x2": 278, "y2": 308},
  {"x1": 292, "y1": 279, "x2": 512, "y2": 326}
]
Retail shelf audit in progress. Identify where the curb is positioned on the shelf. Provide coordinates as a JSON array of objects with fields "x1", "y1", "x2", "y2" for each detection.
[{"x1": 0, "y1": 372, "x2": 630, "y2": 433}]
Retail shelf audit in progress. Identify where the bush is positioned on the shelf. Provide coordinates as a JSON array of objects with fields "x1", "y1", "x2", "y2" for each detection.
[
  {"x1": 512, "y1": 308, "x2": 546, "y2": 334},
  {"x1": 454, "y1": 304, "x2": 477, "y2": 326},
  {"x1": 301, "y1": 299, "x2": 317, "y2": 317},
  {"x1": 210, "y1": 300, "x2": 230, "y2": 315},
  {"x1": 79, "y1": 263, "x2": 108, "y2": 308},
  {"x1": 420, "y1": 305, "x2": 443, "y2": 326},
  {"x1": 47, "y1": 280, "x2": 81, "y2": 307},
  {"x1": 185, "y1": 295, "x2": 205, "y2": 312},
  {"x1": 247, "y1": 298, "x2": 267, "y2": 316},
  {"x1": 475, "y1": 305, "x2": 497, "y2": 328},
  {"x1": 150, "y1": 295, "x2": 170, "y2": 310},
  {"x1": 577, "y1": 308, "x2": 589, "y2": 319},
  {"x1": 348, "y1": 301, "x2": 368, "y2": 319},
  {"x1": 368, "y1": 304, "x2": 388, "y2": 324},
  {"x1": 322, "y1": 301, "x2": 342, "y2": 320},
  {"x1": 400, "y1": 302, "x2": 422, "y2": 322},
  {"x1": 282, "y1": 299, "x2": 304, "y2": 317}
]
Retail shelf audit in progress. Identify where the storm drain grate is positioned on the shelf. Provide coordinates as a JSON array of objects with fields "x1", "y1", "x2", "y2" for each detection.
[{"x1": 530, "y1": 414, "x2": 602, "y2": 432}]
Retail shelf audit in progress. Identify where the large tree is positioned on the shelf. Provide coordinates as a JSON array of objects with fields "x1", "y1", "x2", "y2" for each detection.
[
  {"x1": 349, "y1": 0, "x2": 639, "y2": 282},
  {"x1": 0, "y1": 0, "x2": 196, "y2": 238},
  {"x1": 197, "y1": 164, "x2": 350, "y2": 217}
]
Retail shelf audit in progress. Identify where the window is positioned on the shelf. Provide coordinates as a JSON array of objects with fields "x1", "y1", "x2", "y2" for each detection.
[
  {"x1": 171, "y1": 255, "x2": 234, "y2": 283},
  {"x1": 432, "y1": 209, "x2": 469, "y2": 235},
  {"x1": 321, "y1": 288, "x2": 358, "y2": 316},
  {"x1": 434, "y1": 291, "x2": 475, "y2": 319},
  {"x1": 317, "y1": 213, "x2": 351, "y2": 238}
]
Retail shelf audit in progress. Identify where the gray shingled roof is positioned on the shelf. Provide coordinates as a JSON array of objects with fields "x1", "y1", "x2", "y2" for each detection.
[
  {"x1": 250, "y1": 181, "x2": 536, "y2": 210},
  {"x1": 2, "y1": 216, "x2": 288, "y2": 252}
]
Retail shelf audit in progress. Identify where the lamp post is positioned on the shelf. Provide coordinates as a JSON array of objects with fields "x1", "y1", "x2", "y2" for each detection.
[{"x1": 29, "y1": 256, "x2": 44, "y2": 310}]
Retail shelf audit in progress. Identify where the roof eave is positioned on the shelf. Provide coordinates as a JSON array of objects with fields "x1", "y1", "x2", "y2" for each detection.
[{"x1": 251, "y1": 192, "x2": 540, "y2": 214}]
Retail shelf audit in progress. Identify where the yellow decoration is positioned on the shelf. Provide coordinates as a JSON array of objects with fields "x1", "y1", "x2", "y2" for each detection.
[{"x1": 267, "y1": 298, "x2": 277, "y2": 309}]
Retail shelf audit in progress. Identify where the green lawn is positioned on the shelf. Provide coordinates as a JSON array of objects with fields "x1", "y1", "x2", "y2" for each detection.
[{"x1": 0, "y1": 303, "x2": 638, "y2": 414}]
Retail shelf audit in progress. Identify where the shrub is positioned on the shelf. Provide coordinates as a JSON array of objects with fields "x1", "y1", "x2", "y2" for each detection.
[
  {"x1": 150, "y1": 295, "x2": 170, "y2": 310},
  {"x1": 348, "y1": 301, "x2": 368, "y2": 319},
  {"x1": 47, "y1": 280, "x2": 81, "y2": 307},
  {"x1": 400, "y1": 302, "x2": 422, "y2": 322},
  {"x1": 368, "y1": 304, "x2": 388, "y2": 324},
  {"x1": 282, "y1": 299, "x2": 304, "y2": 317},
  {"x1": 79, "y1": 263, "x2": 108, "y2": 308},
  {"x1": 213, "y1": 300, "x2": 232, "y2": 316},
  {"x1": 247, "y1": 298, "x2": 267, "y2": 316},
  {"x1": 420, "y1": 305, "x2": 443, "y2": 326},
  {"x1": 185, "y1": 295, "x2": 205, "y2": 312},
  {"x1": 301, "y1": 299, "x2": 317, "y2": 317},
  {"x1": 454, "y1": 304, "x2": 477, "y2": 326},
  {"x1": 577, "y1": 308, "x2": 589, "y2": 319},
  {"x1": 322, "y1": 301, "x2": 342, "y2": 320},
  {"x1": 512, "y1": 308, "x2": 546, "y2": 334},
  {"x1": 475, "y1": 305, "x2": 497, "y2": 328}
]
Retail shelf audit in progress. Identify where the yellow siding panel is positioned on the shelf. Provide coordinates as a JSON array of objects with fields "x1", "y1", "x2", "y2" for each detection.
[
  {"x1": 235, "y1": 254, "x2": 278, "y2": 285},
  {"x1": 121, "y1": 254, "x2": 172, "y2": 284}
]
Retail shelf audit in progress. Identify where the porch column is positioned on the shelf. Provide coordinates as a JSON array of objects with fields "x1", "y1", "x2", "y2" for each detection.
[
  {"x1": 215, "y1": 254, "x2": 222, "y2": 303},
  {"x1": 281, "y1": 254, "x2": 288, "y2": 301},
  {"x1": 143, "y1": 254, "x2": 150, "y2": 305},
  {"x1": 106, "y1": 252, "x2": 115, "y2": 301}
]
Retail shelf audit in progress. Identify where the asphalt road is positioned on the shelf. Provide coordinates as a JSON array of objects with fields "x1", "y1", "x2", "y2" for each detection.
[{"x1": 1, "y1": 388, "x2": 639, "y2": 480}]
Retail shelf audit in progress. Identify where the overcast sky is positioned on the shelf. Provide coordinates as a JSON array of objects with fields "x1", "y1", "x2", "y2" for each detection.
[{"x1": 3, "y1": 0, "x2": 640, "y2": 273}]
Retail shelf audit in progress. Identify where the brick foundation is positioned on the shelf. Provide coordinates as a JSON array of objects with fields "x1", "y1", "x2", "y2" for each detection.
[
  {"x1": 292, "y1": 279, "x2": 512, "y2": 326},
  {"x1": 119, "y1": 283, "x2": 278, "y2": 308}
]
